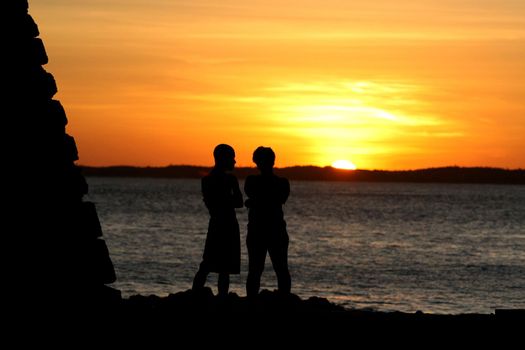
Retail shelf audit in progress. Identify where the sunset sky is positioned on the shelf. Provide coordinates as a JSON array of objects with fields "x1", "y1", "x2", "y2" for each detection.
[{"x1": 31, "y1": 0, "x2": 525, "y2": 169}]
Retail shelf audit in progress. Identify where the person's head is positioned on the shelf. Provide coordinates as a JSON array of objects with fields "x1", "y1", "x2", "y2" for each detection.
[
  {"x1": 213, "y1": 144, "x2": 236, "y2": 171},
  {"x1": 252, "y1": 146, "x2": 275, "y2": 172}
]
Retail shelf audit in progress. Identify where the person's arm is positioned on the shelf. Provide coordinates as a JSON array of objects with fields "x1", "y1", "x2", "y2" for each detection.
[
  {"x1": 201, "y1": 177, "x2": 213, "y2": 210},
  {"x1": 231, "y1": 177, "x2": 244, "y2": 208},
  {"x1": 280, "y1": 178, "x2": 290, "y2": 204},
  {"x1": 244, "y1": 176, "x2": 254, "y2": 208}
]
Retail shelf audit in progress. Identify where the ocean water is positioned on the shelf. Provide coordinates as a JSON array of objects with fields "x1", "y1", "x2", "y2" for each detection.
[{"x1": 85, "y1": 177, "x2": 525, "y2": 314}]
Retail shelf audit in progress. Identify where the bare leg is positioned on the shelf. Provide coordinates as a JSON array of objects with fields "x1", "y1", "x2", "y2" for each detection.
[
  {"x1": 269, "y1": 233, "x2": 291, "y2": 294},
  {"x1": 192, "y1": 262, "x2": 209, "y2": 290},
  {"x1": 218, "y1": 273, "x2": 230, "y2": 297},
  {"x1": 247, "y1": 237, "x2": 267, "y2": 297}
]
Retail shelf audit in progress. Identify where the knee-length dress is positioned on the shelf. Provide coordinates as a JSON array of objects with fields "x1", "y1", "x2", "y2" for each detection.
[{"x1": 200, "y1": 169, "x2": 243, "y2": 274}]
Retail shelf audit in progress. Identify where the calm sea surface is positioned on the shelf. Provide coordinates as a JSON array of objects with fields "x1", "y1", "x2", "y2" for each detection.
[{"x1": 86, "y1": 177, "x2": 525, "y2": 314}]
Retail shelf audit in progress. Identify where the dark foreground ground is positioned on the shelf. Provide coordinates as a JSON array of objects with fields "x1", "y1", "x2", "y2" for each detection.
[
  {"x1": 113, "y1": 289, "x2": 524, "y2": 344},
  {"x1": 10, "y1": 287, "x2": 524, "y2": 343},
  {"x1": 128, "y1": 291, "x2": 525, "y2": 346},
  {"x1": 99, "y1": 287, "x2": 524, "y2": 333}
]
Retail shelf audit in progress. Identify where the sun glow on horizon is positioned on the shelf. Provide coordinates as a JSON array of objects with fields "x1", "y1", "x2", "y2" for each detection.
[
  {"x1": 262, "y1": 80, "x2": 452, "y2": 169},
  {"x1": 331, "y1": 159, "x2": 357, "y2": 170},
  {"x1": 30, "y1": 1, "x2": 525, "y2": 170}
]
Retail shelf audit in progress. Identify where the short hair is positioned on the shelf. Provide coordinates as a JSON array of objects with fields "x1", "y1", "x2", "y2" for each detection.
[
  {"x1": 213, "y1": 144, "x2": 235, "y2": 161},
  {"x1": 252, "y1": 146, "x2": 275, "y2": 166}
]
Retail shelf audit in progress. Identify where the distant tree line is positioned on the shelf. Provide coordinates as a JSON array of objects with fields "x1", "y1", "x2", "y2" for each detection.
[{"x1": 80, "y1": 165, "x2": 525, "y2": 185}]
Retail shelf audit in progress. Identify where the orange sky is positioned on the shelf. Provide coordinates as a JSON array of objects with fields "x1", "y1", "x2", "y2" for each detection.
[{"x1": 31, "y1": 0, "x2": 525, "y2": 169}]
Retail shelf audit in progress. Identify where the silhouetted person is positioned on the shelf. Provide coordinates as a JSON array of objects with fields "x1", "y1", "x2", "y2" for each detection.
[
  {"x1": 245, "y1": 146, "x2": 291, "y2": 297},
  {"x1": 192, "y1": 144, "x2": 243, "y2": 296}
]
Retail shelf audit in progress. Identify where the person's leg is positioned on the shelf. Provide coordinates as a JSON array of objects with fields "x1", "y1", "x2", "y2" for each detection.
[
  {"x1": 246, "y1": 232, "x2": 267, "y2": 297},
  {"x1": 192, "y1": 261, "x2": 209, "y2": 290},
  {"x1": 218, "y1": 273, "x2": 230, "y2": 296},
  {"x1": 268, "y1": 230, "x2": 291, "y2": 294}
]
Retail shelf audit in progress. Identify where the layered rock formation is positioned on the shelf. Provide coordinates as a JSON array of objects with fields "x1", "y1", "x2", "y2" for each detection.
[{"x1": 4, "y1": 0, "x2": 118, "y2": 307}]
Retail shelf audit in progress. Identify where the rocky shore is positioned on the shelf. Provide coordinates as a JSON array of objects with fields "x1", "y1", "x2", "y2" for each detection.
[
  {"x1": 60, "y1": 288, "x2": 515, "y2": 344},
  {"x1": 12, "y1": 287, "x2": 523, "y2": 342},
  {"x1": 98, "y1": 288, "x2": 523, "y2": 324}
]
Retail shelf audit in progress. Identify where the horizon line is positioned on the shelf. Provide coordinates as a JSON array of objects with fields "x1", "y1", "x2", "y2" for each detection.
[{"x1": 78, "y1": 164, "x2": 525, "y2": 172}]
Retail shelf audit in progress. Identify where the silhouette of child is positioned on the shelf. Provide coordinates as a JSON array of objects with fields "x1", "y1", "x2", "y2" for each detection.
[
  {"x1": 245, "y1": 146, "x2": 291, "y2": 297},
  {"x1": 192, "y1": 144, "x2": 243, "y2": 296}
]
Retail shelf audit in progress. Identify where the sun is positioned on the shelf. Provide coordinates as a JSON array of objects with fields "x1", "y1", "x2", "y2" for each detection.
[{"x1": 331, "y1": 159, "x2": 357, "y2": 170}]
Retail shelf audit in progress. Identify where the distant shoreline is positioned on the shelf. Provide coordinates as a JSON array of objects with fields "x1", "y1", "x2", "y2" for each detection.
[{"x1": 80, "y1": 165, "x2": 525, "y2": 185}]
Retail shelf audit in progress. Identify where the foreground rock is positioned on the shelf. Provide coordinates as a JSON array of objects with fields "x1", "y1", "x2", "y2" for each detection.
[
  {"x1": 6, "y1": 0, "x2": 116, "y2": 306},
  {"x1": 114, "y1": 289, "x2": 523, "y2": 324}
]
